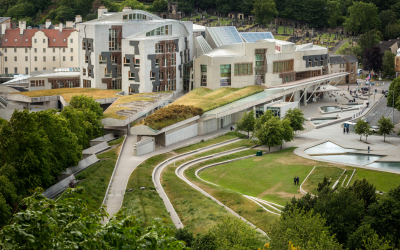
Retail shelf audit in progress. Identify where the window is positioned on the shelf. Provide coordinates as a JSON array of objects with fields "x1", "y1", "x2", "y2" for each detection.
[
  {"x1": 111, "y1": 80, "x2": 121, "y2": 89},
  {"x1": 88, "y1": 69, "x2": 92, "y2": 76},
  {"x1": 83, "y1": 79, "x2": 91, "y2": 88},
  {"x1": 63, "y1": 56, "x2": 66, "y2": 62},
  {"x1": 71, "y1": 56, "x2": 73, "y2": 61},
  {"x1": 30, "y1": 80, "x2": 44, "y2": 87},
  {"x1": 82, "y1": 41, "x2": 85, "y2": 50},
  {"x1": 14, "y1": 67, "x2": 17, "y2": 73},
  {"x1": 4, "y1": 68, "x2": 8, "y2": 74},
  {"x1": 234, "y1": 63, "x2": 253, "y2": 75},
  {"x1": 201, "y1": 75, "x2": 207, "y2": 86},
  {"x1": 351, "y1": 69, "x2": 353, "y2": 73},
  {"x1": 4, "y1": 48, "x2": 6, "y2": 53},
  {"x1": 14, "y1": 39, "x2": 17, "y2": 42},
  {"x1": 70, "y1": 39, "x2": 73, "y2": 43},
  {"x1": 14, "y1": 48, "x2": 16, "y2": 52},
  {"x1": 63, "y1": 48, "x2": 65, "y2": 53},
  {"x1": 43, "y1": 39, "x2": 45, "y2": 43},
  {"x1": 150, "y1": 71, "x2": 155, "y2": 80},
  {"x1": 135, "y1": 59, "x2": 140, "y2": 67},
  {"x1": 123, "y1": 57, "x2": 130, "y2": 66},
  {"x1": 63, "y1": 39, "x2": 66, "y2": 42},
  {"x1": 4, "y1": 56, "x2": 7, "y2": 62},
  {"x1": 14, "y1": 56, "x2": 17, "y2": 62},
  {"x1": 25, "y1": 48, "x2": 28, "y2": 53},
  {"x1": 171, "y1": 54, "x2": 176, "y2": 66},
  {"x1": 155, "y1": 43, "x2": 163, "y2": 53},
  {"x1": 83, "y1": 68, "x2": 86, "y2": 76},
  {"x1": 155, "y1": 59, "x2": 160, "y2": 67},
  {"x1": 53, "y1": 48, "x2": 55, "y2": 53},
  {"x1": 43, "y1": 56, "x2": 46, "y2": 62},
  {"x1": 53, "y1": 39, "x2": 55, "y2": 42},
  {"x1": 351, "y1": 63, "x2": 354, "y2": 66},
  {"x1": 25, "y1": 39, "x2": 28, "y2": 42},
  {"x1": 34, "y1": 39, "x2": 37, "y2": 43},
  {"x1": 99, "y1": 55, "x2": 106, "y2": 64},
  {"x1": 43, "y1": 67, "x2": 46, "y2": 70},
  {"x1": 128, "y1": 71, "x2": 135, "y2": 80},
  {"x1": 25, "y1": 67, "x2": 28, "y2": 74},
  {"x1": 70, "y1": 48, "x2": 73, "y2": 52},
  {"x1": 53, "y1": 56, "x2": 55, "y2": 61},
  {"x1": 109, "y1": 29, "x2": 120, "y2": 51},
  {"x1": 201, "y1": 65, "x2": 207, "y2": 72},
  {"x1": 314, "y1": 58, "x2": 318, "y2": 66},
  {"x1": 68, "y1": 81, "x2": 75, "y2": 88},
  {"x1": 320, "y1": 58, "x2": 324, "y2": 66},
  {"x1": 308, "y1": 59, "x2": 312, "y2": 67},
  {"x1": 34, "y1": 48, "x2": 37, "y2": 53},
  {"x1": 351, "y1": 76, "x2": 354, "y2": 80},
  {"x1": 105, "y1": 68, "x2": 112, "y2": 77},
  {"x1": 43, "y1": 48, "x2": 46, "y2": 53},
  {"x1": 146, "y1": 25, "x2": 171, "y2": 37},
  {"x1": 34, "y1": 67, "x2": 37, "y2": 71},
  {"x1": 273, "y1": 60, "x2": 294, "y2": 73},
  {"x1": 25, "y1": 56, "x2": 28, "y2": 61},
  {"x1": 4, "y1": 39, "x2": 7, "y2": 42},
  {"x1": 220, "y1": 64, "x2": 231, "y2": 86}
]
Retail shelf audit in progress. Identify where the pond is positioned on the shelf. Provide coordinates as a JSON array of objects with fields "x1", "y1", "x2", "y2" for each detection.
[
  {"x1": 311, "y1": 118, "x2": 337, "y2": 125},
  {"x1": 313, "y1": 153, "x2": 383, "y2": 166},
  {"x1": 304, "y1": 142, "x2": 357, "y2": 155},
  {"x1": 366, "y1": 162, "x2": 400, "y2": 172}
]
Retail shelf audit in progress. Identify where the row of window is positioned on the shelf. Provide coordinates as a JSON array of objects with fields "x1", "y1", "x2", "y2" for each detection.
[
  {"x1": 123, "y1": 13, "x2": 152, "y2": 21},
  {"x1": 5, "y1": 67, "x2": 52, "y2": 74},
  {"x1": 4, "y1": 38, "x2": 72, "y2": 43},
  {"x1": 234, "y1": 63, "x2": 253, "y2": 76},
  {"x1": 30, "y1": 80, "x2": 45, "y2": 87},
  {"x1": 3, "y1": 48, "x2": 72, "y2": 53},
  {"x1": 146, "y1": 25, "x2": 171, "y2": 37},
  {"x1": 155, "y1": 42, "x2": 175, "y2": 53},
  {"x1": 273, "y1": 60, "x2": 294, "y2": 73},
  {"x1": 82, "y1": 68, "x2": 92, "y2": 76},
  {"x1": 5, "y1": 56, "x2": 73, "y2": 62},
  {"x1": 51, "y1": 81, "x2": 76, "y2": 89}
]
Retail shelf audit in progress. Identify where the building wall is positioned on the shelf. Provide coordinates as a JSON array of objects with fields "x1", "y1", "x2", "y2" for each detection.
[
  {"x1": 165, "y1": 123, "x2": 198, "y2": 146},
  {"x1": 344, "y1": 60, "x2": 358, "y2": 84},
  {"x1": 328, "y1": 63, "x2": 346, "y2": 84}
]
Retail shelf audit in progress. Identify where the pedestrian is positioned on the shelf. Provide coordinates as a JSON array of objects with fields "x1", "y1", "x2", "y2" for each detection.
[
  {"x1": 368, "y1": 146, "x2": 370, "y2": 154},
  {"x1": 343, "y1": 127, "x2": 346, "y2": 134},
  {"x1": 230, "y1": 126, "x2": 233, "y2": 131},
  {"x1": 346, "y1": 127, "x2": 349, "y2": 134},
  {"x1": 297, "y1": 176, "x2": 300, "y2": 185},
  {"x1": 294, "y1": 177, "x2": 296, "y2": 185}
]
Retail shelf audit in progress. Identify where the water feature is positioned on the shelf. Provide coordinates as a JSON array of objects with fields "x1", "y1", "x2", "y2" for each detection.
[
  {"x1": 366, "y1": 162, "x2": 400, "y2": 172},
  {"x1": 320, "y1": 106, "x2": 347, "y2": 112},
  {"x1": 313, "y1": 153, "x2": 383, "y2": 166},
  {"x1": 304, "y1": 142, "x2": 357, "y2": 155},
  {"x1": 311, "y1": 118, "x2": 337, "y2": 125}
]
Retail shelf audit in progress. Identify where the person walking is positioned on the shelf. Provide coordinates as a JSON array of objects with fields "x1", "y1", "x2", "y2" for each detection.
[
  {"x1": 346, "y1": 127, "x2": 349, "y2": 134},
  {"x1": 297, "y1": 176, "x2": 300, "y2": 185},
  {"x1": 368, "y1": 146, "x2": 370, "y2": 154},
  {"x1": 343, "y1": 127, "x2": 346, "y2": 134},
  {"x1": 230, "y1": 126, "x2": 233, "y2": 131},
  {"x1": 294, "y1": 177, "x2": 297, "y2": 185}
]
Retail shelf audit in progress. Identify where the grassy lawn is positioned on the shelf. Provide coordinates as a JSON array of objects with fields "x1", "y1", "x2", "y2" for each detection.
[
  {"x1": 347, "y1": 167, "x2": 400, "y2": 193},
  {"x1": 13, "y1": 88, "x2": 121, "y2": 103},
  {"x1": 61, "y1": 144, "x2": 122, "y2": 211},
  {"x1": 274, "y1": 35, "x2": 290, "y2": 41},
  {"x1": 108, "y1": 136, "x2": 124, "y2": 146},
  {"x1": 173, "y1": 86, "x2": 264, "y2": 112},
  {"x1": 122, "y1": 153, "x2": 175, "y2": 227},
  {"x1": 302, "y1": 166, "x2": 344, "y2": 193},
  {"x1": 277, "y1": 26, "x2": 294, "y2": 35},
  {"x1": 174, "y1": 132, "x2": 246, "y2": 154},
  {"x1": 335, "y1": 41, "x2": 351, "y2": 54}
]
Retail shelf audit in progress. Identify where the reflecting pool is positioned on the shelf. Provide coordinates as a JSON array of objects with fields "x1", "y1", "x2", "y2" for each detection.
[
  {"x1": 366, "y1": 162, "x2": 400, "y2": 172},
  {"x1": 304, "y1": 142, "x2": 358, "y2": 155},
  {"x1": 311, "y1": 118, "x2": 337, "y2": 125},
  {"x1": 313, "y1": 153, "x2": 383, "y2": 166}
]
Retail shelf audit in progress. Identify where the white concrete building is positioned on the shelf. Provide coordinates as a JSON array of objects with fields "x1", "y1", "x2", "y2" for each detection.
[
  {"x1": 193, "y1": 27, "x2": 329, "y2": 90},
  {"x1": 0, "y1": 20, "x2": 79, "y2": 76},
  {"x1": 79, "y1": 8, "x2": 193, "y2": 94}
]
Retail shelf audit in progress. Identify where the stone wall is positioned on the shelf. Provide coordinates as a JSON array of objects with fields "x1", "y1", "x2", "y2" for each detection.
[
  {"x1": 165, "y1": 123, "x2": 198, "y2": 146},
  {"x1": 134, "y1": 137, "x2": 155, "y2": 156}
]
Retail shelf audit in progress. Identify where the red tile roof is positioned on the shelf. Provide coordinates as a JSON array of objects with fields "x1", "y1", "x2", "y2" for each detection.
[
  {"x1": 1, "y1": 28, "x2": 37, "y2": 47},
  {"x1": 42, "y1": 29, "x2": 75, "y2": 47},
  {"x1": 1, "y1": 28, "x2": 76, "y2": 48}
]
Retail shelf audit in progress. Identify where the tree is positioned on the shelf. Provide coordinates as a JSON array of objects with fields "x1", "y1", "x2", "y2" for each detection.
[
  {"x1": 387, "y1": 78, "x2": 400, "y2": 109},
  {"x1": 118, "y1": 0, "x2": 145, "y2": 11},
  {"x1": 348, "y1": 178, "x2": 377, "y2": 210},
  {"x1": 55, "y1": 6, "x2": 75, "y2": 23},
  {"x1": 269, "y1": 208, "x2": 342, "y2": 250},
  {"x1": 281, "y1": 118, "x2": 294, "y2": 148},
  {"x1": 357, "y1": 30, "x2": 381, "y2": 54},
  {"x1": 363, "y1": 46, "x2": 383, "y2": 74},
  {"x1": 255, "y1": 109, "x2": 273, "y2": 132},
  {"x1": 61, "y1": 107, "x2": 90, "y2": 148},
  {"x1": 69, "y1": 94, "x2": 103, "y2": 118},
  {"x1": 175, "y1": 228, "x2": 194, "y2": 248},
  {"x1": 377, "y1": 116, "x2": 394, "y2": 142},
  {"x1": 253, "y1": 0, "x2": 278, "y2": 26},
  {"x1": 382, "y1": 51, "x2": 396, "y2": 77},
  {"x1": 255, "y1": 116, "x2": 283, "y2": 151},
  {"x1": 152, "y1": 0, "x2": 167, "y2": 13},
  {"x1": 0, "y1": 176, "x2": 18, "y2": 227},
  {"x1": 363, "y1": 124, "x2": 373, "y2": 142},
  {"x1": 384, "y1": 22, "x2": 400, "y2": 40},
  {"x1": 344, "y1": 2, "x2": 380, "y2": 34},
  {"x1": 0, "y1": 188, "x2": 186, "y2": 249},
  {"x1": 379, "y1": 10, "x2": 398, "y2": 31},
  {"x1": 284, "y1": 108, "x2": 306, "y2": 132},
  {"x1": 326, "y1": 0, "x2": 341, "y2": 27},
  {"x1": 347, "y1": 224, "x2": 392, "y2": 250},
  {"x1": 354, "y1": 119, "x2": 369, "y2": 141},
  {"x1": 235, "y1": 110, "x2": 255, "y2": 138},
  {"x1": 364, "y1": 184, "x2": 400, "y2": 248}
]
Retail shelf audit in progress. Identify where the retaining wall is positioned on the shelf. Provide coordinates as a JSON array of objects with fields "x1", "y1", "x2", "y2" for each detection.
[
  {"x1": 62, "y1": 154, "x2": 100, "y2": 175},
  {"x1": 43, "y1": 174, "x2": 76, "y2": 199},
  {"x1": 134, "y1": 137, "x2": 155, "y2": 156},
  {"x1": 166, "y1": 123, "x2": 198, "y2": 146},
  {"x1": 90, "y1": 133, "x2": 115, "y2": 146},
  {"x1": 82, "y1": 141, "x2": 110, "y2": 156}
]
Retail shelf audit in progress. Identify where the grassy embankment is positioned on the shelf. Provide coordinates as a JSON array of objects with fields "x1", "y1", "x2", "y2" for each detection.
[
  {"x1": 13, "y1": 88, "x2": 121, "y2": 103},
  {"x1": 335, "y1": 41, "x2": 351, "y2": 54},
  {"x1": 172, "y1": 86, "x2": 264, "y2": 112},
  {"x1": 60, "y1": 138, "x2": 124, "y2": 211}
]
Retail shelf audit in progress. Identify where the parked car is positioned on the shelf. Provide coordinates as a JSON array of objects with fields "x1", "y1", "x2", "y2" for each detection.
[
  {"x1": 385, "y1": 92, "x2": 388, "y2": 97},
  {"x1": 370, "y1": 126, "x2": 379, "y2": 133},
  {"x1": 358, "y1": 69, "x2": 363, "y2": 74}
]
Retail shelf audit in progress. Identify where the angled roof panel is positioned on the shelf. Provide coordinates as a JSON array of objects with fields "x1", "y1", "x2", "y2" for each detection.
[
  {"x1": 240, "y1": 32, "x2": 274, "y2": 43},
  {"x1": 196, "y1": 36, "x2": 212, "y2": 54},
  {"x1": 207, "y1": 26, "x2": 244, "y2": 47}
]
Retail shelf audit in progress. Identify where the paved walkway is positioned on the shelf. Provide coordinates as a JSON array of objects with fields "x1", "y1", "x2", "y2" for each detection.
[
  {"x1": 330, "y1": 39, "x2": 349, "y2": 54},
  {"x1": 104, "y1": 126, "x2": 231, "y2": 219}
]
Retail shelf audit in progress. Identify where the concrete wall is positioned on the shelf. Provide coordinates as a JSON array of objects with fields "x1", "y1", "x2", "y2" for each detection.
[
  {"x1": 43, "y1": 174, "x2": 76, "y2": 199},
  {"x1": 82, "y1": 141, "x2": 110, "y2": 156},
  {"x1": 62, "y1": 154, "x2": 99, "y2": 175},
  {"x1": 165, "y1": 122, "x2": 198, "y2": 146},
  {"x1": 134, "y1": 137, "x2": 155, "y2": 156},
  {"x1": 89, "y1": 133, "x2": 115, "y2": 146}
]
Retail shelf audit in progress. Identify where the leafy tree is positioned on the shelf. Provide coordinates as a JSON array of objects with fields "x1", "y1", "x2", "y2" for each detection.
[
  {"x1": 387, "y1": 78, "x2": 400, "y2": 109},
  {"x1": 61, "y1": 107, "x2": 91, "y2": 148},
  {"x1": 253, "y1": 0, "x2": 278, "y2": 26},
  {"x1": 280, "y1": 118, "x2": 294, "y2": 148},
  {"x1": 347, "y1": 224, "x2": 391, "y2": 250},
  {"x1": 379, "y1": 10, "x2": 398, "y2": 31},
  {"x1": 363, "y1": 46, "x2": 383, "y2": 75},
  {"x1": 255, "y1": 110, "x2": 273, "y2": 131},
  {"x1": 364, "y1": 184, "x2": 400, "y2": 248},
  {"x1": 255, "y1": 116, "x2": 283, "y2": 151},
  {"x1": 0, "y1": 188, "x2": 186, "y2": 249},
  {"x1": 118, "y1": 0, "x2": 145, "y2": 11},
  {"x1": 55, "y1": 6, "x2": 75, "y2": 23},
  {"x1": 382, "y1": 51, "x2": 396, "y2": 77},
  {"x1": 314, "y1": 188, "x2": 365, "y2": 245},
  {"x1": 69, "y1": 95, "x2": 103, "y2": 117},
  {"x1": 357, "y1": 30, "x2": 381, "y2": 54},
  {"x1": 152, "y1": 0, "x2": 167, "y2": 13},
  {"x1": 239, "y1": 0, "x2": 255, "y2": 16},
  {"x1": 377, "y1": 116, "x2": 395, "y2": 142},
  {"x1": 192, "y1": 233, "x2": 217, "y2": 250},
  {"x1": 326, "y1": 0, "x2": 341, "y2": 27},
  {"x1": 235, "y1": 110, "x2": 255, "y2": 138},
  {"x1": 354, "y1": 119, "x2": 368, "y2": 141},
  {"x1": 0, "y1": 176, "x2": 18, "y2": 227},
  {"x1": 284, "y1": 108, "x2": 306, "y2": 132},
  {"x1": 269, "y1": 207, "x2": 342, "y2": 250},
  {"x1": 283, "y1": 193, "x2": 318, "y2": 214},
  {"x1": 384, "y1": 22, "x2": 400, "y2": 40},
  {"x1": 175, "y1": 228, "x2": 194, "y2": 247},
  {"x1": 363, "y1": 124, "x2": 373, "y2": 142},
  {"x1": 344, "y1": 2, "x2": 380, "y2": 34},
  {"x1": 348, "y1": 178, "x2": 377, "y2": 210}
]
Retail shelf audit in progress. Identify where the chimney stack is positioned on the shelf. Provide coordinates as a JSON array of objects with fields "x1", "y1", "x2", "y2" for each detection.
[
  {"x1": 45, "y1": 19, "x2": 51, "y2": 29},
  {"x1": 1, "y1": 23, "x2": 6, "y2": 35},
  {"x1": 59, "y1": 23, "x2": 63, "y2": 32},
  {"x1": 75, "y1": 15, "x2": 82, "y2": 23},
  {"x1": 19, "y1": 20, "x2": 26, "y2": 35},
  {"x1": 98, "y1": 6, "x2": 108, "y2": 19},
  {"x1": 66, "y1": 21, "x2": 73, "y2": 28},
  {"x1": 123, "y1": 6, "x2": 132, "y2": 12}
]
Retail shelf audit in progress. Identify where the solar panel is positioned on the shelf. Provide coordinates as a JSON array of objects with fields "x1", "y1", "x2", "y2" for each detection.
[
  {"x1": 239, "y1": 32, "x2": 274, "y2": 43},
  {"x1": 207, "y1": 26, "x2": 244, "y2": 47}
]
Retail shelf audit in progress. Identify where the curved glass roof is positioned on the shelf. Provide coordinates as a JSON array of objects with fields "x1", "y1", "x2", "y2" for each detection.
[
  {"x1": 207, "y1": 27, "x2": 244, "y2": 47},
  {"x1": 240, "y1": 32, "x2": 274, "y2": 43}
]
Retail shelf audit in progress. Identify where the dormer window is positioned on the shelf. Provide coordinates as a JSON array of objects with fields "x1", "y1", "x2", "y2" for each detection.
[
  {"x1": 5, "y1": 39, "x2": 7, "y2": 42},
  {"x1": 25, "y1": 39, "x2": 28, "y2": 42},
  {"x1": 53, "y1": 39, "x2": 55, "y2": 42},
  {"x1": 14, "y1": 39, "x2": 17, "y2": 42},
  {"x1": 63, "y1": 39, "x2": 66, "y2": 42}
]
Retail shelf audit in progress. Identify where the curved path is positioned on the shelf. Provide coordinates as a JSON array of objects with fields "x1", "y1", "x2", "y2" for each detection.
[
  {"x1": 152, "y1": 138, "x2": 241, "y2": 228},
  {"x1": 174, "y1": 147, "x2": 270, "y2": 236}
]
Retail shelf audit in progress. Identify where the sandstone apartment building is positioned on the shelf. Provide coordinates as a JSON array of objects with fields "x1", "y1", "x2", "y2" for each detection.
[{"x1": 0, "y1": 20, "x2": 79, "y2": 76}]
